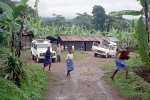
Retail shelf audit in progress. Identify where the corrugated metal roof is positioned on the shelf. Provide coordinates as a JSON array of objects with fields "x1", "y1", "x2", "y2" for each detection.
[{"x1": 59, "y1": 35, "x2": 103, "y2": 42}]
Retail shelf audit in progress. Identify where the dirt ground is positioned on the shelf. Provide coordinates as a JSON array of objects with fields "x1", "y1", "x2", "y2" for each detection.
[{"x1": 40, "y1": 52, "x2": 126, "y2": 100}]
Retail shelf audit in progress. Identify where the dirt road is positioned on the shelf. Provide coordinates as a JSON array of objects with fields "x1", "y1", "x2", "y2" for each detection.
[{"x1": 44, "y1": 52, "x2": 125, "y2": 100}]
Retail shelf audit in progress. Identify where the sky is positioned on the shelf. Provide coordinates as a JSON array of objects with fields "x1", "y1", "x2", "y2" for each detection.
[{"x1": 27, "y1": 0, "x2": 142, "y2": 19}]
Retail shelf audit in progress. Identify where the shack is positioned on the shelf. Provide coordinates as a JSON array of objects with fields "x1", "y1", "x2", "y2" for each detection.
[
  {"x1": 58, "y1": 35, "x2": 104, "y2": 51},
  {"x1": 21, "y1": 32, "x2": 34, "y2": 48}
]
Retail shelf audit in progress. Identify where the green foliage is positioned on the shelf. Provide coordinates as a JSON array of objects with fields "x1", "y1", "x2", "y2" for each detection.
[
  {"x1": 0, "y1": 78, "x2": 25, "y2": 99},
  {"x1": 135, "y1": 17, "x2": 149, "y2": 67},
  {"x1": 20, "y1": 0, "x2": 29, "y2": 5},
  {"x1": 73, "y1": 12, "x2": 94, "y2": 29},
  {"x1": 20, "y1": 63, "x2": 49, "y2": 99},
  {"x1": 92, "y1": 5, "x2": 106, "y2": 31},
  {"x1": 0, "y1": 63, "x2": 49, "y2": 100},
  {"x1": 109, "y1": 10, "x2": 142, "y2": 17},
  {"x1": 0, "y1": 48, "x2": 25, "y2": 85},
  {"x1": 13, "y1": 5, "x2": 27, "y2": 20},
  {"x1": 61, "y1": 51, "x2": 90, "y2": 61},
  {"x1": 0, "y1": 2, "x2": 13, "y2": 20}
]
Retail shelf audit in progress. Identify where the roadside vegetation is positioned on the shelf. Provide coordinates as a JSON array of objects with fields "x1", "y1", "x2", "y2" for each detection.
[
  {"x1": 0, "y1": 63, "x2": 49, "y2": 100},
  {"x1": 101, "y1": 52, "x2": 150, "y2": 100}
]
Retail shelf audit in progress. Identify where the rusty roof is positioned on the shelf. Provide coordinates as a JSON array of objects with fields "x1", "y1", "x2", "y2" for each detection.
[{"x1": 59, "y1": 35, "x2": 105, "y2": 42}]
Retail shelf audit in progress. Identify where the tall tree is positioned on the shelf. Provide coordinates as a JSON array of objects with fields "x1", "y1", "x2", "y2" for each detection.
[
  {"x1": 92, "y1": 5, "x2": 106, "y2": 31},
  {"x1": 73, "y1": 12, "x2": 94, "y2": 30}
]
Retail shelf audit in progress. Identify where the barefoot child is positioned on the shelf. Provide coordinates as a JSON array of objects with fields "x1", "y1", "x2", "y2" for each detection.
[{"x1": 111, "y1": 47, "x2": 131, "y2": 81}]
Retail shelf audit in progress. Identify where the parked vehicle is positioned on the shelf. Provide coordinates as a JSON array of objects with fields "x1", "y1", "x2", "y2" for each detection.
[
  {"x1": 31, "y1": 39, "x2": 56, "y2": 63},
  {"x1": 92, "y1": 41, "x2": 117, "y2": 58}
]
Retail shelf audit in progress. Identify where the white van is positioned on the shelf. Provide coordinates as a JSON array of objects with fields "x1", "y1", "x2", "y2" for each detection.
[
  {"x1": 92, "y1": 41, "x2": 117, "y2": 58},
  {"x1": 31, "y1": 39, "x2": 56, "y2": 62}
]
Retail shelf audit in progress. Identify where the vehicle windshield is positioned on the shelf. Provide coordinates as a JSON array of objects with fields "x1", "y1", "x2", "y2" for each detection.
[
  {"x1": 101, "y1": 44, "x2": 109, "y2": 49},
  {"x1": 93, "y1": 42, "x2": 99, "y2": 46},
  {"x1": 110, "y1": 46, "x2": 116, "y2": 50},
  {"x1": 37, "y1": 44, "x2": 50, "y2": 48}
]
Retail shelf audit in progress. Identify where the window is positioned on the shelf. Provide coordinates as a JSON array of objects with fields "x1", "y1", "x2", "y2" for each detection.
[
  {"x1": 36, "y1": 44, "x2": 50, "y2": 48},
  {"x1": 93, "y1": 42, "x2": 99, "y2": 46},
  {"x1": 110, "y1": 46, "x2": 116, "y2": 50}
]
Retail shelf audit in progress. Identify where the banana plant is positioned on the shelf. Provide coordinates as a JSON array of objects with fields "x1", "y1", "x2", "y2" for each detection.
[
  {"x1": 0, "y1": 0, "x2": 28, "y2": 85},
  {"x1": 109, "y1": 0, "x2": 150, "y2": 69},
  {"x1": 0, "y1": 0, "x2": 28, "y2": 53}
]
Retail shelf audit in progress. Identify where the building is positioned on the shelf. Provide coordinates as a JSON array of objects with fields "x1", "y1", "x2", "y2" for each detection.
[
  {"x1": 21, "y1": 32, "x2": 34, "y2": 49},
  {"x1": 58, "y1": 35, "x2": 104, "y2": 51}
]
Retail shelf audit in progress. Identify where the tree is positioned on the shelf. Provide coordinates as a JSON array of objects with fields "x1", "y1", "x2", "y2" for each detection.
[
  {"x1": 92, "y1": 5, "x2": 106, "y2": 31},
  {"x1": 111, "y1": 17, "x2": 130, "y2": 31},
  {"x1": 73, "y1": 12, "x2": 94, "y2": 30},
  {"x1": 0, "y1": 0, "x2": 28, "y2": 85}
]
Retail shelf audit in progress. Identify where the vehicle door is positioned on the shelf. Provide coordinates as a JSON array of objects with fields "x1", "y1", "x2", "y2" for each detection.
[
  {"x1": 91, "y1": 42, "x2": 99, "y2": 51},
  {"x1": 109, "y1": 45, "x2": 117, "y2": 55},
  {"x1": 33, "y1": 44, "x2": 37, "y2": 56}
]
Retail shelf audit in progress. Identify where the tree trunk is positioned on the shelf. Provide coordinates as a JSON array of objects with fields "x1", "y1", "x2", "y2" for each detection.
[
  {"x1": 18, "y1": 21, "x2": 24, "y2": 58},
  {"x1": 144, "y1": 0, "x2": 150, "y2": 46},
  {"x1": 11, "y1": 32, "x2": 15, "y2": 54}
]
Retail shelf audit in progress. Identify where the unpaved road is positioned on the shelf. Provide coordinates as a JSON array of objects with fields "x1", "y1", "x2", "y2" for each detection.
[{"x1": 43, "y1": 52, "x2": 125, "y2": 100}]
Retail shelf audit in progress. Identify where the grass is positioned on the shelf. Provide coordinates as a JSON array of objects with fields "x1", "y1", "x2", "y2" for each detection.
[
  {"x1": 0, "y1": 63, "x2": 49, "y2": 100},
  {"x1": 0, "y1": 49, "x2": 50, "y2": 100},
  {"x1": 101, "y1": 52, "x2": 150, "y2": 100},
  {"x1": 21, "y1": 49, "x2": 90, "y2": 62},
  {"x1": 61, "y1": 50, "x2": 90, "y2": 61}
]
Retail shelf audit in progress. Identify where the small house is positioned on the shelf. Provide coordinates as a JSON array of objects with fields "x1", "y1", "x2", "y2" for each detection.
[
  {"x1": 58, "y1": 35, "x2": 104, "y2": 51},
  {"x1": 21, "y1": 32, "x2": 34, "y2": 48}
]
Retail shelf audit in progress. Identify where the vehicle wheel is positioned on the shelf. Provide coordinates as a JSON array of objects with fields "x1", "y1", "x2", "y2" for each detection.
[
  {"x1": 36, "y1": 56, "x2": 40, "y2": 63},
  {"x1": 105, "y1": 54, "x2": 108, "y2": 58},
  {"x1": 31, "y1": 55, "x2": 35, "y2": 60},
  {"x1": 94, "y1": 53, "x2": 97, "y2": 57}
]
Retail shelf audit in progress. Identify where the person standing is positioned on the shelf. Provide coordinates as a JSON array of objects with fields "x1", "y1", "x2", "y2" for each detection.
[
  {"x1": 111, "y1": 47, "x2": 131, "y2": 81},
  {"x1": 72, "y1": 45, "x2": 74, "y2": 53},
  {"x1": 56, "y1": 45, "x2": 61, "y2": 62},
  {"x1": 43, "y1": 47, "x2": 52, "y2": 71},
  {"x1": 66, "y1": 50, "x2": 74, "y2": 77}
]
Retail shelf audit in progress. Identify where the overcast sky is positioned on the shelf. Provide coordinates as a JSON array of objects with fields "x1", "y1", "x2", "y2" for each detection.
[{"x1": 27, "y1": 0, "x2": 142, "y2": 19}]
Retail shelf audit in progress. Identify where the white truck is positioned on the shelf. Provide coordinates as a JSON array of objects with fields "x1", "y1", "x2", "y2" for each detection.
[
  {"x1": 92, "y1": 41, "x2": 117, "y2": 58},
  {"x1": 31, "y1": 39, "x2": 56, "y2": 63}
]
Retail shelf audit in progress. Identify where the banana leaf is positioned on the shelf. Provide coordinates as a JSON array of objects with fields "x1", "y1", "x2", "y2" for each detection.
[
  {"x1": 13, "y1": 5, "x2": 27, "y2": 20},
  {"x1": 135, "y1": 16, "x2": 149, "y2": 67},
  {"x1": 0, "y1": 2, "x2": 13, "y2": 20}
]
